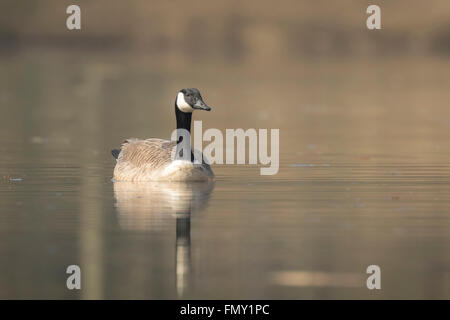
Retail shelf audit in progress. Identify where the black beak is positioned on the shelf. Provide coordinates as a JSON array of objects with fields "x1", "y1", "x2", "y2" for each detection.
[{"x1": 193, "y1": 99, "x2": 211, "y2": 111}]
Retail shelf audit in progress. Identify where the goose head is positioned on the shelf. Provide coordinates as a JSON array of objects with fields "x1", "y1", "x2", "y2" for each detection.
[{"x1": 176, "y1": 88, "x2": 211, "y2": 113}]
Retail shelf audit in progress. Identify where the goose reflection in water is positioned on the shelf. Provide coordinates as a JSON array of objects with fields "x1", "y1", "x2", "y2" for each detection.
[{"x1": 113, "y1": 180, "x2": 214, "y2": 297}]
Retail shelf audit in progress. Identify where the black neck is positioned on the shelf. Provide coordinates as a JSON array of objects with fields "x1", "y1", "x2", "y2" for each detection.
[
  {"x1": 175, "y1": 104, "x2": 192, "y2": 133},
  {"x1": 175, "y1": 104, "x2": 194, "y2": 161}
]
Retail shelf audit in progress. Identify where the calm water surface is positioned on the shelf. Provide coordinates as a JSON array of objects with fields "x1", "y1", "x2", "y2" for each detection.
[{"x1": 1, "y1": 51, "x2": 450, "y2": 299}]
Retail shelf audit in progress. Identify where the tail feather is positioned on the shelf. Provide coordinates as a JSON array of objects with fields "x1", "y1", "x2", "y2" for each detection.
[{"x1": 111, "y1": 149, "x2": 120, "y2": 159}]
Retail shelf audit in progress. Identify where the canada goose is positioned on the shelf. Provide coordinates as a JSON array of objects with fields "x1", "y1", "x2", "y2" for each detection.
[{"x1": 111, "y1": 88, "x2": 214, "y2": 181}]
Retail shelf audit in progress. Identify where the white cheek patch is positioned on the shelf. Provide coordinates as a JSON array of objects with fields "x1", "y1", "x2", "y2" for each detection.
[{"x1": 177, "y1": 92, "x2": 194, "y2": 113}]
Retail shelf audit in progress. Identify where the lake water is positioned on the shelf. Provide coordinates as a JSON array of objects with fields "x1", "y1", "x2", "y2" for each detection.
[{"x1": 1, "y1": 50, "x2": 450, "y2": 299}]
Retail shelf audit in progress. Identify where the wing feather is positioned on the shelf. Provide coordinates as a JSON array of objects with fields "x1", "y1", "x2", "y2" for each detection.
[
  {"x1": 117, "y1": 138, "x2": 176, "y2": 169},
  {"x1": 112, "y1": 138, "x2": 213, "y2": 181}
]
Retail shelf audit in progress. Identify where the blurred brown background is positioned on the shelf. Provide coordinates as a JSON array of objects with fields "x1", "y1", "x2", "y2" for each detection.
[
  {"x1": 1, "y1": 0, "x2": 450, "y2": 158},
  {"x1": 1, "y1": 1, "x2": 450, "y2": 299},
  {"x1": 2, "y1": 0, "x2": 450, "y2": 58}
]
